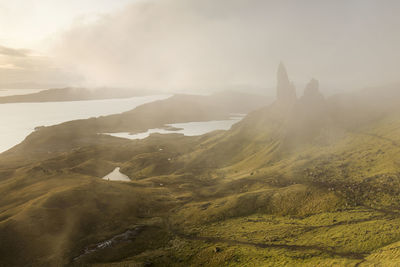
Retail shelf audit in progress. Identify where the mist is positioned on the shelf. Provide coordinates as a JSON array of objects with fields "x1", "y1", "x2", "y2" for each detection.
[
  {"x1": 50, "y1": 0, "x2": 400, "y2": 95},
  {"x1": 4, "y1": 1, "x2": 400, "y2": 266}
]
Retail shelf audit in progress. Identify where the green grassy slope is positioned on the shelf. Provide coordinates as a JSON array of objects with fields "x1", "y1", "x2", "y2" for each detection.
[{"x1": 1, "y1": 86, "x2": 400, "y2": 266}]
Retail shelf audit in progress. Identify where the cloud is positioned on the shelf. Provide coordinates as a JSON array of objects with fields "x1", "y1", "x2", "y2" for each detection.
[
  {"x1": 0, "y1": 44, "x2": 83, "y2": 89},
  {"x1": 0, "y1": 63, "x2": 23, "y2": 70},
  {"x1": 0, "y1": 45, "x2": 31, "y2": 57},
  {"x1": 46, "y1": 0, "x2": 400, "y2": 93}
]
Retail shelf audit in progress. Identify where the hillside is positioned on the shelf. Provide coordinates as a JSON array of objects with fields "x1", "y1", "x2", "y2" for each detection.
[
  {"x1": 1, "y1": 66, "x2": 400, "y2": 266},
  {"x1": 0, "y1": 87, "x2": 158, "y2": 104}
]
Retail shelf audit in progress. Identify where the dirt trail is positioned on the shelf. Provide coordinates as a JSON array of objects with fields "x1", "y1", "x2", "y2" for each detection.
[
  {"x1": 174, "y1": 231, "x2": 365, "y2": 260},
  {"x1": 163, "y1": 218, "x2": 365, "y2": 261}
]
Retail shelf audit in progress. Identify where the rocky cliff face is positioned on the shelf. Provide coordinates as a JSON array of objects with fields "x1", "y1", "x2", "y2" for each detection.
[{"x1": 276, "y1": 62, "x2": 297, "y2": 106}]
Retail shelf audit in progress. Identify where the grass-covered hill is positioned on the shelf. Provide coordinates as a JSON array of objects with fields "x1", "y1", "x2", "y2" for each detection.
[{"x1": 1, "y1": 83, "x2": 400, "y2": 266}]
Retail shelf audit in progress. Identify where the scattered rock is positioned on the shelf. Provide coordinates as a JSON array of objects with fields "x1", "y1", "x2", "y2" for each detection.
[
  {"x1": 200, "y1": 203, "x2": 211, "y2": 210},
  {"x1": 214, "y1": 247, "x2": 222, "y2": 253}
]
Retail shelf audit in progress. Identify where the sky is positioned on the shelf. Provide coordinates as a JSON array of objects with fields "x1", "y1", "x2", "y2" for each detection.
[{"x1": 1, "y1": 0, "x2": 400, "y2": 95}]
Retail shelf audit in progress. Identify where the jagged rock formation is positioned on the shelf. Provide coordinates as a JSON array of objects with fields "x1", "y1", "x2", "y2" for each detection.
[
  {"x1": 283, "y1": 77, "x2": 333, "y2": 146},
  {"x1": 296, "y1": 78, "x2": 327, "y2": 119},
  {"x1": 302, "y1": 78, "x2": 324, "y2": 102},
  {"x1": 276, "y1": 62, "x2": 297, "y2": 106}
]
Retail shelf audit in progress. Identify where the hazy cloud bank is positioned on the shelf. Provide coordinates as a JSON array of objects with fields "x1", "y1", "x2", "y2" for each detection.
[
  {"x1": 51, "y1": 0, "x2": 400, "y2": 94},
  {"x1": 0, "y1": 44, "x2": 81, "y2": 89},
  {"x1": 0, "y1": 45, "x2": 31, "y2": 57},
  {"x1": 2, "y1": 0, "x2": 399, "y2": 93}
]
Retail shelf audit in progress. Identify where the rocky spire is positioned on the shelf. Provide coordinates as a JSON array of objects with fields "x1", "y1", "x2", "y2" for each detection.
[
  {"x1": 276, "y1": 62, "x2": 296, "y2": 105},
  {"x1": 302, "y1": 78, "x2": 324, "y2": 101}
]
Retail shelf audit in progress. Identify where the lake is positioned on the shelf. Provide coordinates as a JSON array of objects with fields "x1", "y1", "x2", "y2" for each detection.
[
  {"x1": 102, "y1": 167, "x2": 131, "y2": 181},
  {"x1": 103, "y1": 114, "x2": 245, "y2": 140},
  {"x1": 0, "y1": 94, "x2": 171, "y2": 153}
]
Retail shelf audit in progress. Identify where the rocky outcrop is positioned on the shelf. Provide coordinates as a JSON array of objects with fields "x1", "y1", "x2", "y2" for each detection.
[
  {"x1": 302, "y1": 78, "x2": 324, "y2": 102},
  {"x1": 283, "y1": 77, "x2": 332, "y2": 145},
  {"x1": 276, "y1": 62, "x2": 297, "y2": 106},
  {"x1": 297, "y1": 78, "x2": 326, "y2": 115}
]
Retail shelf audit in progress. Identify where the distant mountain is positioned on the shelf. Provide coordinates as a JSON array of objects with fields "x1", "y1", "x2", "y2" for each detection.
[{"x1": 0, "y1": 87, "x2": 160, "y2": 104}]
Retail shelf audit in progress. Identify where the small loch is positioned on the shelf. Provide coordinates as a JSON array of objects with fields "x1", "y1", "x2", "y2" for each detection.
[{"x1": 102, "y1": 167, "x2": 130, "y2": 182}]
